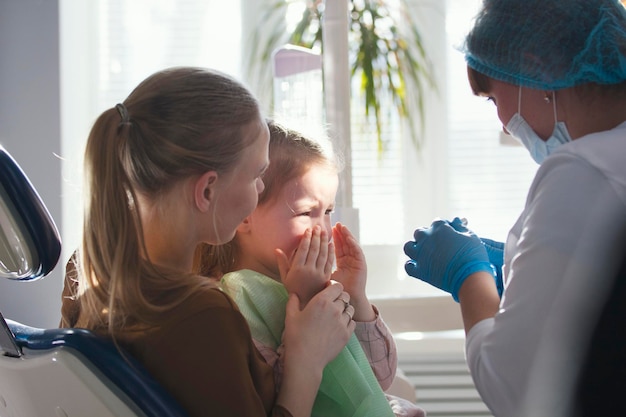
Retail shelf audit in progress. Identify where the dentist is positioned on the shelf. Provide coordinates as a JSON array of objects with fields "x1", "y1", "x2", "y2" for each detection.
[{"x1": 403, "y1": 1, "x2": 626, "y2": 416}]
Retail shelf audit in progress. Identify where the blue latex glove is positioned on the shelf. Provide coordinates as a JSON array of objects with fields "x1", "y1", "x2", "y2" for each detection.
[
  {"x1": 404, "y1": 219, "x2": 495, "y2": 302},
  {"x1": 449, "y1": 216, "x2": 470, "y2": 233},
  {"x1": 449, "y1": 217, "x2": 504, "y2": 297}
]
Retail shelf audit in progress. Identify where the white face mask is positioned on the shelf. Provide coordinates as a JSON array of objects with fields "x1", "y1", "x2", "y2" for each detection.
[{"x1": 505, "y1": 87, "x2": 572, "y2": 164}]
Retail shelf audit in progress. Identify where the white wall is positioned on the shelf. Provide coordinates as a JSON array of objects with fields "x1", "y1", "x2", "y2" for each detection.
[{"x1": 0, "y1": 0, "x2": 64, "y2": 328}]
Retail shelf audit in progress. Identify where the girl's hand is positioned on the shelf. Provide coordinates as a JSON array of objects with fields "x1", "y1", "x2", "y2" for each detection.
[
  {"x1": 276, "y1": 226, "x2": 334, "y2": 308},
  {"x1": 331, "y1": 222, "x2": 375, "y2": 321}
]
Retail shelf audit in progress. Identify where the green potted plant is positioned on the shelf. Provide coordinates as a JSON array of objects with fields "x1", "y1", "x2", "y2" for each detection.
[{"x1": 248, "y1": 0, "x2": 436, "y2": 152}]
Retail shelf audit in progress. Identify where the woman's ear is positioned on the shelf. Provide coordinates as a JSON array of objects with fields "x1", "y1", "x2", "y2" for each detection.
[{"x1": 194, "y1": 171, "x2": 218, "y2": 212}]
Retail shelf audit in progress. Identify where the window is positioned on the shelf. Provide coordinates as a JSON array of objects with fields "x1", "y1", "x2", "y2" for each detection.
[
  {"x1": 445, "y1": 0, "x2": 537, "y2": 241},
  {"x1": 60, "y1": 0, "x2": 537, "y2": 298},
  {"x1": 60, "y1": 0, "x2": 243, "y2": 263}
]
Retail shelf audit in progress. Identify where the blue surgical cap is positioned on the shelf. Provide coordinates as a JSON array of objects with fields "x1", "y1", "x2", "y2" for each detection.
[{"x1": 463, "y1": 0, "x2": 626, "y2": 90}]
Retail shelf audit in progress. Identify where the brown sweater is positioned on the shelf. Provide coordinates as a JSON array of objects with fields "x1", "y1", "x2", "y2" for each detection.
[{"x1": 61, "y1": 276, "x2": 292, "y2": 417}]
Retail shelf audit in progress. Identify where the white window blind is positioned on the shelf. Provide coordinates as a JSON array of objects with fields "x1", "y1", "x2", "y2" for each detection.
[
  {"x1": 445, "y1": 0, "x2": 537, "y2": 242},
  {"x1": 94, "y1": 0, "x2": 242, "y2": 112},
  {"x1": 351, "y1": 92, "x2": 404, "y2": 245}
]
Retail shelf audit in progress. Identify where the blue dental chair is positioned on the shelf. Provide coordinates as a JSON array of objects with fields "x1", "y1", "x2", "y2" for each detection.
[{"x1": 0, "y1": 146, "x2": 188, "y2": 417}]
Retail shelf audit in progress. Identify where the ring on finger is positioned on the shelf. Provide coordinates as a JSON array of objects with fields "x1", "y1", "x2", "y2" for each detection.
[{"x1": 345, "y1": 309, "x2": 353, "y2": 321}]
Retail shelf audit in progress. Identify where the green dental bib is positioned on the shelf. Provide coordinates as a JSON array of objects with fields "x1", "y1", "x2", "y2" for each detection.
[{"x1": 221, "y1": 270, "x2": 394, "y2": 417}]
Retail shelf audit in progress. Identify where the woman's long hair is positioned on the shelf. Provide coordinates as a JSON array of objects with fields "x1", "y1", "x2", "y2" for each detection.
[{"x1": 75, "y1": 67, "x2": 261, "y2": 334}]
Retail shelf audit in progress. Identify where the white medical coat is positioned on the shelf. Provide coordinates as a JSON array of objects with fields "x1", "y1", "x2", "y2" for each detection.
[{"x1": 465, "y1": 121, "x2": 626, "y2": 417}]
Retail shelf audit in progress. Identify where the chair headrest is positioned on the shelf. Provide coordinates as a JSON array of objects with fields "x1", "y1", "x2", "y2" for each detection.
[{"x1": 0, "y1": 146, "x2": 61, "y2": 281}]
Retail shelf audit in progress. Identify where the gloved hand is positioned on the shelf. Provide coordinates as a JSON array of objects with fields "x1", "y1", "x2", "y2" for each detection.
[
  {"x1": 449, "y1": 216, "x2": 470, "y2": 233},
  {"x1": 404, "y1": 219, "x2": 495, "y2": 302},
  {"x1": 448, "y1": 217, "x2": 505, "y2": 297}
]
